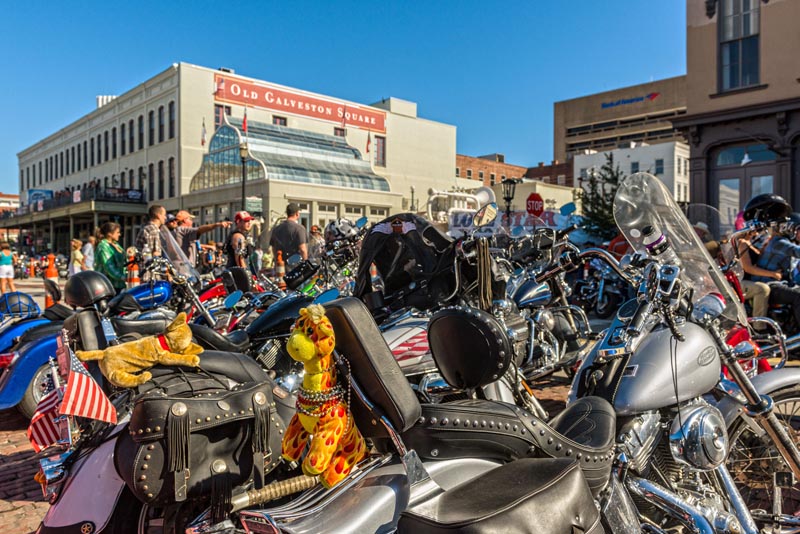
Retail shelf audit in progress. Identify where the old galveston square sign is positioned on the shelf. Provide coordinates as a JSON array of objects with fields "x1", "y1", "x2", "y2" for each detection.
[{"x1": 214, "y1": 74, "x2": 387, "y2": 133}]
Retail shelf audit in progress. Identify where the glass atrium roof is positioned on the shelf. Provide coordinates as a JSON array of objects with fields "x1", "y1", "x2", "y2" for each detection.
[{"x1": 190, "y1": 118, "x2": 389, "y2": 192}]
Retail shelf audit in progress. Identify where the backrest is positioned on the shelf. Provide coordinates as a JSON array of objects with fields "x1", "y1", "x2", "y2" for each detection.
[
  {"x1": 223, "y1": 267, "x2": 252, "y2": 295},
  {"x1": 324, "y1": 298, "x2": 421, "y2": 437}
]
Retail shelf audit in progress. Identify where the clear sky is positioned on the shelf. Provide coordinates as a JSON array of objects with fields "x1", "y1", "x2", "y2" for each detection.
[{"x1": 0, "y1": 0, "x2": 686, "y2": 193}]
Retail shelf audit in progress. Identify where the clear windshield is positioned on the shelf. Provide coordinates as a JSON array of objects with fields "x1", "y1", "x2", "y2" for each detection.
[
  {"x1": 686, "y1": 203, "x2": 742, "y2": 281},
  {"x1": 159, "y1": 227, "x2": 201, "y2": 282},
  {"x1": 614, "y1": 173, "x2": 747, "y2": 325}
]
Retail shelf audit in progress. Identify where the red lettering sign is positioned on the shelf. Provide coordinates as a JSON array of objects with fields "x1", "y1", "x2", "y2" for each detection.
[
  {"x1": 526, "y1": 193, "x2": 544, "y2": 217},
  {"x1": 214, "y1": 75, "x2": 387, "y2": 133}
]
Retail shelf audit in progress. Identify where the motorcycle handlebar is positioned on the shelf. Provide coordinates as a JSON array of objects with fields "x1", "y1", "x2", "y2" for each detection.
[{"x1": 535, "y1": 247, "x2": 636, "y2": 287}]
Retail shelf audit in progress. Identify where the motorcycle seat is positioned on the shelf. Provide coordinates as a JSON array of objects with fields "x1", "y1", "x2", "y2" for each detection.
[
  {"x1": 111, "y1": 317, "x2": 171, "y2": 338},
  {"x1": 189, "y1": 323, "x2": 250, "y2": 353},
  {"x1": 401, "y1": 396, "x2": 615, "y2": 497},
  {"x1": 195, "y1": 350, "x2": 267, "y2": 383},
  {"x1": 17, "y1": 321, "x2": 64, "y2": 346},
  {"x1": 398, "y1": 457, "x2": 603, "y2": 534},
  {"x1": 42, "y1": 303, "x2": 73, "y2": 322}
]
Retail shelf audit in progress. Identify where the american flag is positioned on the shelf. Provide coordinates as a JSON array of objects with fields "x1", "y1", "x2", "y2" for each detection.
[
  {"x1": 27, "y1": 387, "x2": 64, "y2": 452},
  {"x1": 391, "y1": 331, "x2": 430, "y2": 361},
  {"x1": 59, "y1": 349, "x2": 117, "y2": 425}
]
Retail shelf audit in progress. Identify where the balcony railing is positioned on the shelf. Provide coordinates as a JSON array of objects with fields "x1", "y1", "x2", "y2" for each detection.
[{"x1": 3, "y1": 187, "x2": 146, "y2": 219}]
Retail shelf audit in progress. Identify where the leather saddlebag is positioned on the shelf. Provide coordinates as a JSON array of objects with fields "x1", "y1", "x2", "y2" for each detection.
[{"x1": 115, "y1": 370, "x2": 283, "y2": 521}]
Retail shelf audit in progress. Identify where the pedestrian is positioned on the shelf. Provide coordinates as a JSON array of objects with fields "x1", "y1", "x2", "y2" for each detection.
[
  {"x1": 308, "y1": 225, "x2": 325, "y2": 260},
  {"x1": 269, "y1": 203, "x2": 308, "y2": 261},
  {"x1": 135, "y1": 204, "x2": 166, "y2": 258},
  {"x1": 82, "y1": 236, "x2": 96, "y2": 270},
  {"x1": 169, "y1": 210, "x2": 231, "y2": 268},
  {"x1": 224, "y1": 211, "x2": 255, "y2": 269},
  {"x1": 95, "y1": 222, "x2": 127, "y2": 294},
  {"x1": 69, "y1": 238, "x2": 85, "y2": 276},
  {"x1": 0, "y1": 242, "x2": 16, "y2": 294}
]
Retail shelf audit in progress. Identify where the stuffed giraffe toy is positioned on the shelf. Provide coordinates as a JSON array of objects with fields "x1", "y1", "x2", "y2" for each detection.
[{"x1": 281, "y1": 304, "x2": 367, "y2": 488}]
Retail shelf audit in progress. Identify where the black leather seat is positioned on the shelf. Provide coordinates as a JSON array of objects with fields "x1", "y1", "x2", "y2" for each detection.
[
  {"x1": 18, "y1": 321, "x2": 64, "y2": 346},
  {"x1": 42, "y1": 303, "x2": 73, "y2": 321},
  {"x1": 402, "y1": 396, "x2": 616, "y2": 496},
  {"x1": 196, "y1": 350, "x2": 267, "y2": 383},
  {"x1": 189, "y1": 323, "x2": 250, "y2": 353},
  {"x1": 111, "y1": 316, "x2": 171, "y2": 338},
  {"x1": 398, "y1": 458, "x2": 603, "y2": 534},
  {"x1": 107, "y1": 292, "x2": 143, "y2": 315}
]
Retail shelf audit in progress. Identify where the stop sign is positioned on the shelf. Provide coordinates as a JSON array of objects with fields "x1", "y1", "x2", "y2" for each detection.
[{"x1": 526, "y1": 193, "x2": 544, "y2": 217}]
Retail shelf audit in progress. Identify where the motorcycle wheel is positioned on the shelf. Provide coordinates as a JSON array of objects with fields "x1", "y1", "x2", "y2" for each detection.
[
  {"x1": 594, "y1": 293, "x2": 620, "y2": 319},
  {"x1": 726, "y1": 384, "x2": 800, "y2": 515},
  {"x1": 17, "y1": 364, "x2": 51, "y2": 419}
]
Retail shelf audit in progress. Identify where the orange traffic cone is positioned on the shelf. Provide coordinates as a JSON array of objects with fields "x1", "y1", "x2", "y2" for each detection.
[
  {"x1": 275, "y1": 251, "x2": 286, "y2": 290},
  {"x1": 127, "y1": 255, "x2": 140, "y2": 288},
  {"x1": 44, "y1": 254, "x2": 59, "y2": 308}
]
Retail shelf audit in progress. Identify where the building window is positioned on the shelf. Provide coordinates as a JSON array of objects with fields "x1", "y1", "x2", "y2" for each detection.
[
  {"x1": 112, "y1": 127, "x2": 117, "y2": 159},
  {"x1": 138, "y1": 166, "x2": 145, "y2": 190},
  {"x1": 65, "y1": 149, "x2": 70, "y2": 176},
  {"x1": 455, "y1": 167, "x2": 460, "y2": 177},
  {"x1": 148, "y1": 111, "x2": 155, "y2": 146},
  {"x1": 272, "y1": 116, "x2": 287, "y2": 126},
  {"x1": 77, "y1": 144, "x2": 81, "y2": 171},
  {"x1": 654, "y1": 158, "x2": 664, "y2": 175},
  {"x1": 345, "y1": 205, "x2": 363, "y2": 216},
  {"x1": 334, "y1": 127, "x2": 345, "y2": 137},
  {"x1": 148, "y1": 163, "x2": 154, "y2": 201},
  {"x1": 129, "y1": 119, "x2": 135, "y2": 151},
  {"x1": 38, "y1": 161, "x2": 42, "y2": 184},
  {"x1": 158, "y1": 161, "x2": 165, "y2": 199},
  {"x1": 168, "y1": 157, "x2": 176, "y2": 197},
  {"x1": 478, "y1": 171, "x2": 484, "y2": 181},
  {"x1": 375, "y1": 136, "x2": 386, "y2": 167},
  {"x1": 214, "y1": 104, "x2": 231, "y2": 128},
  {"x1": 83, "y1": 141, "x2": 87, "y2": 169},
  {"x1": 60, "y1": 151, "x2": 64, "y2": 177},
  {"x1": 19, "y1": 170, "x2": 23, "y2": 192},
  {"x1": 90, "y1": 138, "x2": 95, "y2": 166},
  {"x1": 168, "y1": 101, "x2": 175, "y2": 139},
  {"x1": 501, "y1": 175, "x2": 506, "y2": 181},
  {"x1": 121, "y1": 123, "x2": 126, "y2": 155},
  {"x1": 719, "y1": 0, "x2": 760, "y2": 91},
  {"x1": 129, "y1": 168, "x2": 134, "y2": 189},
  {"x1": 490, "y1": 173, "x2": 496, "y2": 185},
  {"x1": 370, "y1": 207, "x2": 388, "y2": 217},
  {"x1": 631, "y1": 161, "x2": 639, "y2": 174},
  {"x1": 466, "y1": 169, "x2": 472, "y2": 178},
  {"x1": 103, "y1": 131, "x2": 108, "y2": 162},
  {"x1": 158, "y1": 106, "x2": 165, "y2": 143},
  {"x1": 138, "y1": 115, "x2": 144, "y2": 150}
]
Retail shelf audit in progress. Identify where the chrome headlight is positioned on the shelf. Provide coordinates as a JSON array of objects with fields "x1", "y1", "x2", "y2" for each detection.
[
  {"x1": 533, "y1": 309, "x2": 555, "y2": 331},
  {"x1": 669, "y1": 404, "x2": 728, "y2": 470}
]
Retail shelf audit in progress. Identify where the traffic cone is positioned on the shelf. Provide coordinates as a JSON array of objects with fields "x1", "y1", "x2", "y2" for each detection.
[
  {"x1": 127, "y1": 254, "x2": 140, "y2": 288},
  {"x1": 275, "y1": 251, "x2": 286, "y2": 290},
  {"x1": 370, "y1": 262, "x2": 378, "y2": 280},
  {"x1": 44, "y1": 254, "x2": 59, "y2": 308},
  {"x1": 29, "y1": 258, "x2": 35, "y2": 278}
]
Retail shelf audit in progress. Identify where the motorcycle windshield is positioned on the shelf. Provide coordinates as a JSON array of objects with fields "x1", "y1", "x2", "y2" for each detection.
[
  {"x1": 159, "y1": 227, "x2": 201, "y2": 282},
  {"x1": 614, "y1": 173, "x2": 747, "y2": 325},
  {"x1": 686, "y1": 203, "x2": 743, "y2": 281}
]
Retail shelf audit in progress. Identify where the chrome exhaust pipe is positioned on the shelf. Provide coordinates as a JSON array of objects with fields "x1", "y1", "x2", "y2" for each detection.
[{"x1": 625, "y1": 475, "x2": 716, "y2": 534}]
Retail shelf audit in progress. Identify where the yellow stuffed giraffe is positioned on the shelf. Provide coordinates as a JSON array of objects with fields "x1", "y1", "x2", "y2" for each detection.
[
  {"x1": 281, "y1": 304, "x2": 367, "y2": 488},
  {"x1": 76, "y1": 312, "x2": 202, "y2": 388}
]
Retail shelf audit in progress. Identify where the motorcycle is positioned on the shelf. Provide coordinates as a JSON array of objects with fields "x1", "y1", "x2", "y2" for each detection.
[{"x1": 537, "y1": 172, "x2": 800, "y2": 532}]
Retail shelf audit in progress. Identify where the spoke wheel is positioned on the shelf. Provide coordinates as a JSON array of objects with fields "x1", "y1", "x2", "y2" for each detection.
[{"x1": 727, "y1": 384, "x2": 800, "y2": 515}]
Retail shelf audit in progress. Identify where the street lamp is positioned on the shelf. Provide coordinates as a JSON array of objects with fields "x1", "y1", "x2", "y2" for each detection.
[
  {"x1": 410, "y1": 185, "x2": 416, "y2": 213},
  {"x1": 501, "y1": 178, "x2": 518, "y2": 227},
  {"x1": 239, "y1": 142, "x2": 248, "y2": 211}
]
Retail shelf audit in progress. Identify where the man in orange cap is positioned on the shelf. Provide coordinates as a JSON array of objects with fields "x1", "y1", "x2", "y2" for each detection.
[
  {"x1": 171, "y1": 210, "x2": 231, "y2": 268},
  {"x1": 225, "y1": 211, "x2": 256, "y2": 269}
]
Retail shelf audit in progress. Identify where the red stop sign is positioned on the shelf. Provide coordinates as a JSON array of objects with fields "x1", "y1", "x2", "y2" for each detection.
[{"x1": 526, "y1": 193, "x2": 544, "y2": 217}]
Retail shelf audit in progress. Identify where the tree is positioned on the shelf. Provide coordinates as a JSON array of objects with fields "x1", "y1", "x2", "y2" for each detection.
[{"x1": 578, "y1": 153, "x2": 624, "y2": 241}]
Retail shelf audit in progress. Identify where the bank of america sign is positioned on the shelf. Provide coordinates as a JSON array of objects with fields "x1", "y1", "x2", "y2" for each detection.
[{"x1": 601, "y1": 92, "x2": 660, "y2": 109}]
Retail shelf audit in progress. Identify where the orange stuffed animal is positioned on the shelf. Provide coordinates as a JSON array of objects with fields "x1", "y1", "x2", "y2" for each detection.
[{"x1": 281, "y1": 304, "x2": 367, "y2": 488}]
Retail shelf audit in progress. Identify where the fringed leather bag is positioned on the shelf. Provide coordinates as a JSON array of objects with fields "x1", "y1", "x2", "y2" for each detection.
[{"x1": 115, "y1": 369, "x2": 283, "y2": 522}]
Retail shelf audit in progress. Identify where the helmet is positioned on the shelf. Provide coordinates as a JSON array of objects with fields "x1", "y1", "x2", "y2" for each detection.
[
  {"x1": 324, "y1": 218, "x2": 358, "y2": 243},
  {"x1": 64, "y1": 271, "x2": 116, "y2": 308},
  {"x1": 782, "y1": 212, "x2": 800, "y2": 236},
  {"x1": 742, "y1": 194, "x2": 792, "y2": 223}
]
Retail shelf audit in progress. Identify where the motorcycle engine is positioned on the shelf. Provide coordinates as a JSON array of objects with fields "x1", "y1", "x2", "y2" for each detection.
[{"x1": 493, "y1": 300, "x2": 528, "y2": 366}]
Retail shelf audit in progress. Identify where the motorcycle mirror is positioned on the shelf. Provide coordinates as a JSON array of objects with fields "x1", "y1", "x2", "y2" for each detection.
[
  {"x1": 223, "y1": 290, "x2": 243, "y2": 309},
  {"x1": 313, "y1": 288, "x2": 339, "y2": 305},
  {"x1": 473, "y1": 202, "x2": 498, "y2": 228},
  {"x1": 355, "y1": 216, "x2": 368, "y2": 229},
  {"x1": 511, "y1": 226, "x2": 525, "y2": 237},
  {"x1": 731, "y1": 340, "x2": 758, "y2": 360},
  {"x1": 560, "y1": 202, "x2": 577, "y2": 216}
]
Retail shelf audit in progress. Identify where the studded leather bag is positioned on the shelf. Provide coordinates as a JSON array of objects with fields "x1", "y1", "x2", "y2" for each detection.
[{"x1": 115, "y1": 374, "x2": 283, "y2": 522}]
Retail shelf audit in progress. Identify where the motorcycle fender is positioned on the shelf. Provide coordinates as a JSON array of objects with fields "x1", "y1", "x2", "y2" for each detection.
[
  {"x1": 718, "y1": 367, "x2": 800, "y2": 427},
  {"x1": 0, "y1": 317, "x2": 50, "y2": 353},
  {"x1": 38, "y1": 437, "x2": 125, "y2": 534},
  {"x1": 0, "y1": 334, "x2": 58, "y2": 410}
]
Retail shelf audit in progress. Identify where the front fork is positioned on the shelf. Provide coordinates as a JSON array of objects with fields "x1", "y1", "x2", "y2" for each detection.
[{"x1": 185, "y1": 283, "x2": 216, "y2": 327}]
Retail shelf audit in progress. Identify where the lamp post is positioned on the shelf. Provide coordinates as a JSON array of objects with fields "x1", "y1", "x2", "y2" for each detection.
[
  {"x1": 501, "y1": 178, "x2": 518, "y2": 227},
  {"x1": 410, "y1": 185, "x2": 416, "y2": 213},
  {"x1": 239, "y1": 142, "x2": 248, "y2": 212}
]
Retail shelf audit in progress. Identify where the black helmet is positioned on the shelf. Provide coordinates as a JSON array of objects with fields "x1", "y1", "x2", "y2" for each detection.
[
  {"x1": 324, "y1": 218, "x2": 358, "y2": 243},
  {"x1": 64, "y1": 271, "x2": 116, "y2": 308},
  {"x1": 742, "y1": 194, "x2": 792, "y2": 223},
  {"x1": 782, "y1": 212, "x2": 800, "y2": 236}
]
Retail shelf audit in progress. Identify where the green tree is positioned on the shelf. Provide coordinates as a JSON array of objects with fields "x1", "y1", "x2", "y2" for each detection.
[{"x1": 578, "y1": 153, "x2": 624, "y2": 241}]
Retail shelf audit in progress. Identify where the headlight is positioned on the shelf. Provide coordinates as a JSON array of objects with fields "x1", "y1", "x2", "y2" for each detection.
[{"x1": 669, "y1": 403, "x2": 728, "y2": 470}]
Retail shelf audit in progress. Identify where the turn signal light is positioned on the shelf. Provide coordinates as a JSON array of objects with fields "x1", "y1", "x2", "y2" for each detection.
[{"x1": 0, "y1": 352, "x2": 19, "y2": 369}]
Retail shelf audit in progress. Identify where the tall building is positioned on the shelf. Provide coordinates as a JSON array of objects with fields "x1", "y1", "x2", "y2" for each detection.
[
  {"x1": 554, "y1": 76, "x2": 687, "y2": 162},
  {"x1": 9, "y1": 63, "x2": 465, "y2": 250},
  {"x1": 673, "y1": 0, "x2": 800, "y2": 220}
]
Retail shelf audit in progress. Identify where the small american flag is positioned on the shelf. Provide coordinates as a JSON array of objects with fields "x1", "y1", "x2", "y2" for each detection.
[
  {"x1": 391, "y1": 331, "x2": 430, "y2": 361},
  {"x1": 27, "y1": 387, "x2": 64, "y2": 452},
  {"x1": 60, "y1": 349, "x2": 116, "y2": 425}
]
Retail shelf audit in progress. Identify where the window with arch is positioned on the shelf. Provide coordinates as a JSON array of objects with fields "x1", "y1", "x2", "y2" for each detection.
[
  {"x1": 83, "y1": 140, "x2": 87, "y2": 168},
  {"x1": 129, "y1": 119, "x2": 135, "y2": 151},
  {"x1": 168, "y1": 157, "x2": 176, "y2": 197},
  {"x1": 138, "y1": 115, "x2": 144, "y2": 150},
  {"x1": 65, "y1": 149, "x2": 70, "y2": 176},
  {"x1": 77, "y1": 144, "x2": 81, "y2": 171},
  {"x1": 158, "y1": 106, "x2": 164, "y2": 143},
  {"x1": 138, "y1": 166, "x2": 145, "y2": 191},
  {"x1": 148, "y1": 111, "x2": 155, "y2": 146},
  {"x1": 168, "y1": 101, "x2": 175, "y2": 139},
  {"x1": 148, "y1": 163, "x2": 155, "y2": 202},
  {"x1": 104, "y1": 131, "x2": 109, "y2": 162},
  {"x1": 129, "y1": 169, "x2": 134, "y2": 189},
  {"x1": 71, "y1": 146, "x2": 76, "y2": 173},
  {"x1": 90, "y1": 138, "x2": 95, "y2": 166},
  {"x1": 121, "y1": 123, "x2": 126, "y2": 155},
  {"x1": 158, "y1": 160, "x2": 165, "y2": 199},
  {"x1": 112, "y1": 127, "x2": 117, "y2": 159},
  {"x1": 38, "y1": 161, "x2": 42, "y2": 184},
  {"x1": 104, "y1": 176, "x2": 109, "y2": 188},
  {"x1": 60, "y1": 151, "x2": 64, "y2": 177},
  {"x1": 96, "y1": 134, "x2": 102, "y2": 163}
]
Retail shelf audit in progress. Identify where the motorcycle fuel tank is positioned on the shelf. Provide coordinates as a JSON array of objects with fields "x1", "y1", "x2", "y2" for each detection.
[
  {"x1": 612, "y1": 322, "x2": 721, "y2": 416},
  {"x1": 246, "y1": 293, "x2": 313, "y2": 340},
  {"x1": 126, "y1": 280, "x2": 172, "y2": 309},
  {"x1": 512, "y1": 279, "x2": 552, "y2": 308}
]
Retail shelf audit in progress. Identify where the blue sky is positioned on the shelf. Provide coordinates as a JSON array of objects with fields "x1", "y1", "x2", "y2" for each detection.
[{"x1": 0, "y1": 1, "x2": 685, "y2": 193}]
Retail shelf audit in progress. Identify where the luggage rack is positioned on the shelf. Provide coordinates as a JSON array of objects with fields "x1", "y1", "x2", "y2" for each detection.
[{"x1": 0, "y1": 291, "x2": 41, "y2": 325}]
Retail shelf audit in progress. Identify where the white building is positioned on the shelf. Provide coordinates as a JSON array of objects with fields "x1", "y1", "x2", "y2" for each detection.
[{"x1": 573, "y1": 141, "x2": 691, "y2": 204}]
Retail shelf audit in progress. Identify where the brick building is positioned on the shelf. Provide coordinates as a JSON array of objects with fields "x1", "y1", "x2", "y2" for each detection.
[
  {"x1": 455, "y1": 154, "x2": 527, "y2": 187},
  {"x1": 525, "y1": 160, "x2": 573, "y2": 187}
]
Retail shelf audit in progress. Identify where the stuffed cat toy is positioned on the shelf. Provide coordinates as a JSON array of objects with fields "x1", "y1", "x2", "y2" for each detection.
[{"x1": 76, "y1": 312, "x2": 202, "y2": 388}]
